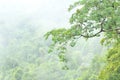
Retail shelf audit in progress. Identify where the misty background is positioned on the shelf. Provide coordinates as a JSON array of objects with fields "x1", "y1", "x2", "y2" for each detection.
[
  {"x1": 0, "y1": 0, "x2": 106, "y2": 80},
  {"x1": 0, "y1": 0, "x2": 78, "y2": 46}
]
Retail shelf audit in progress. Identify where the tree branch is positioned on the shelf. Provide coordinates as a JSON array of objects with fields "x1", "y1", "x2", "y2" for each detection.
[{"x1": 80, "y1": 18, "x2": 106, "y2": 38}]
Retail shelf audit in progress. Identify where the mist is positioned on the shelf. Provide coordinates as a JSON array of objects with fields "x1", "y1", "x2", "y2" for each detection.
[{"x1": 0, "y1": 0, "x2": 106, "y2": 80}]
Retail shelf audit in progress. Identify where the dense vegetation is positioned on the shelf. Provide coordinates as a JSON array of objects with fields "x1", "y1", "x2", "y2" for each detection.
[
  {"x1": 0, "y1": 0, "x2": 120, "y2": 80},
  {"x1": 0, "y1": 26, "x2": 105, "y2": 80}
]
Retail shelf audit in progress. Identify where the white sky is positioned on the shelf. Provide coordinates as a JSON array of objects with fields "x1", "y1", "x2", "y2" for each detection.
[
  {"x1": 0, "y1": 0, "x2": 77, "y2": 25},
  {"x1": 0, "y1": 0, "x2": 76, "y2": 17},
  {"x1": 0, "y1": 0, "x2": 77, "y2": 45},
  {"x1": 0, "y1": 0, "x2": 48, "y2": 15}
]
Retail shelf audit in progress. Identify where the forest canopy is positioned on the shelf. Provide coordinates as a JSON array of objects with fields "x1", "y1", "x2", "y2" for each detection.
[{"x1": 0, "y1": 0, "x2": 120, "y2": 80}]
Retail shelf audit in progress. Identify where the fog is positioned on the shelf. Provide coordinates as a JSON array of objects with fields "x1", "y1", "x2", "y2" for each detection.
[
  {"x1": 0, "y1": 0, "x2": 77, "y2": 45},
  {"x1": 0, "y1": 0, "x2": 106, "y2": 80}
]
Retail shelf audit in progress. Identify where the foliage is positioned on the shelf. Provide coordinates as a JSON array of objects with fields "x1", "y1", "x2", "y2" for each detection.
[
  {"x1": 45, "y1": 0, "x2": 120, "y2": 61},
  {"x1": 44, "y1": 0, "x2": 120, "y2": 80},
  {"x1": 0, "y1": 25, "x2": 105, "y2": 80},
  {"x1": 77, "y1": 54, "x2": 106, "y2": 80},
  {"x1": 1, "y1": 26, "x2": 101, "y2": 80},
  {"x1": 99, "y1": 42, "x2": 120, "y2": 80},
  {"x1": 0, "y1": 0, "x2": 120, "y2": 80}
]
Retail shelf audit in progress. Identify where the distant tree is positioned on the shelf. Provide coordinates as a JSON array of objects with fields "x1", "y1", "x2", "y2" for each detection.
[{"x1": 77, "y1": 54, "x2": 106, "y2": 80}]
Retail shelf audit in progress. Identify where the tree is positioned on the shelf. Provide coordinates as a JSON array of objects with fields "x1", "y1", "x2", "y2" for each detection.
[
  {"x1": 45, "y1": 0, "x2": 120, "y2": 79},
  {"x1": 77, "y1": 54, "x2": 106, "y2": 80},
  {"x1": 99, "y1": 42, "x2": 120, "y2": 80},
  {"x1": 45, "y1": 0, "x2": 120, "y2": 61}
]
